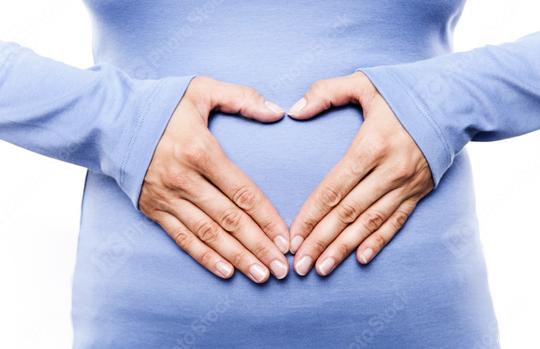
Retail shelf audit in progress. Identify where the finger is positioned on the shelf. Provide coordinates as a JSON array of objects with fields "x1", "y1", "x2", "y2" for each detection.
[
  {"x1": 179, "y1": 174, "x2": 289, "y2": 279},
  {"x1": 293, "y1": 167, "x2": 401, "y2": 271},
  {"x1": 166, "y1": 198, "x2": 271, "y2": 283},
  {"x1": 154, "y1": 211, "x2": 234, "y2": 279},
  {"x1": 196, "y1": 146, "x2": 290, "y2": 254},
  {"x1": 356, "y1": 199, "x2": 417, "y2": 265},
  {"x1": 295, "y1": 189, "x2": 403, "y2": 276},
  {"x1": 289, "y1": 138, "x2": 381, "y2": 253},
  {"x1": 202, "y1": 78, "x2": 285, "y2": 122},
  {"x1": 288, "y1": 74, "x2": 364, "y2": 119}
]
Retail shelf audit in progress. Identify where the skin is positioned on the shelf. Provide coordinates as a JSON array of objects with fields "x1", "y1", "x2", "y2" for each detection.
[
  {"x1": 139, "y1": 76, "x2": 290, "y2": 283},
  {"x1": 288, "y1": 71, "x2": 434, "y2": 277}
]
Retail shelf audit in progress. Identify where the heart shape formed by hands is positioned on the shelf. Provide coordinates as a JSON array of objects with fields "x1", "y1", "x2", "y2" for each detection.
[{"x1": 140, "y1": 72, "x2": 434, "y2": 283}]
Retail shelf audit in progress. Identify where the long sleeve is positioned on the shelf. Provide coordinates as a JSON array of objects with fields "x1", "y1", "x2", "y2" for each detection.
[
  {"x1": 0, "y1": 42, "x2": 194, "y2": 207},
  {"x1": 359, "y1": 32, "x2": 540, "y2": 187}
]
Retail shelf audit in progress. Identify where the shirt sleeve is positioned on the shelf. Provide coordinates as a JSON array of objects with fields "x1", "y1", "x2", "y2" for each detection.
[
  {"x1": 358, "y1": 32, "x2": 540, "y2": 187},
  {"x1": 0, "y1": 41, "x2": 195, "y2": 208}
]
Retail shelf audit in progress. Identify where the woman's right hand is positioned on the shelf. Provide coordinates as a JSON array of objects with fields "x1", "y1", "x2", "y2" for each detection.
[{"x1": 139, "y1": 76, "x2": 290, "y2": 283}]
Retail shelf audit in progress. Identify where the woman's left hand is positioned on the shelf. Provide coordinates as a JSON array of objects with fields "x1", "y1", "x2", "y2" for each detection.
[{"x1": 288, "y1": 71, "x2": 434, "y2": 276}]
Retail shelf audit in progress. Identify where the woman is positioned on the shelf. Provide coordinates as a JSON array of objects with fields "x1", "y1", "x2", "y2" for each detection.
[{"x1": 1, "y1": 0, "x2": 539, "y2": 348}]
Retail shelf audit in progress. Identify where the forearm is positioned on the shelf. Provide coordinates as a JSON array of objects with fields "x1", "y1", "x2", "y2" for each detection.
[{"x1": 0, "y1": 41, "x2": 194, "y2": 206}]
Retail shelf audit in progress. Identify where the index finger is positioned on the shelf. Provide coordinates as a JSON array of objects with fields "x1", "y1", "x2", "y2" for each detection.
[
  {"x1": 289, "y1": 137, "x2": 380, "y2": 253},
  {"x1": 201, "y1": 145, "x2": 290, "y2": 254}
]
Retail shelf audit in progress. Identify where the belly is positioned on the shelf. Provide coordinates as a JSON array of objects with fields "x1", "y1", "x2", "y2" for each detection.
[{"x1": 72, "y1": 108, "x2": 499, "y2": 349}]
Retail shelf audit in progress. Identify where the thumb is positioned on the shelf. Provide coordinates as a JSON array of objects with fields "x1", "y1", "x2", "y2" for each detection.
[
  {"x1": 208, "y1": 79, "x2": 285, "y2": 123},
  {"x1": 287, "y1": 74, "x2": 368, "y2": 120}
]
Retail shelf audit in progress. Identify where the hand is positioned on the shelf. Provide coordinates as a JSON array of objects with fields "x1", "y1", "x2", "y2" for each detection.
[
  {"x1": 140, "y1": 76, "x2": 290, "y2": 283},
  {"x1": 288, "y1": 71, "x2": 433, "y2": 276}
]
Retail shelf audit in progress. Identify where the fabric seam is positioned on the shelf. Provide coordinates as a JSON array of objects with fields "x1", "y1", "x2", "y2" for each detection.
[
  {"x1": 118, "y1": 80, "x2": 163, "y2": 187},
  {"x1": 384, "y1": 70, "x2": 454, "y2": 167}
]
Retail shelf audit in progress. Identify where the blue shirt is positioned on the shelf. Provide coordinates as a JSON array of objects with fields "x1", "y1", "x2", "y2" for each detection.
[{"x1": 2, "y1": 1, "x2": 539, "y2": 348}]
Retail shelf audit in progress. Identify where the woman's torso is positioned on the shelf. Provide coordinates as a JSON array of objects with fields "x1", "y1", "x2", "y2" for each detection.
[{"x1": 72, "y1": 1, "x2": 500, "y2": 348}]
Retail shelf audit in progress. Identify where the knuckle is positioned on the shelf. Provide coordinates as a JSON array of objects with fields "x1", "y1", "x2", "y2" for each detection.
[
  {"x1": 394, "y1": 210, "x2": 409, "y2": 229},
  {"x1": 199, "y1": 250, "x2": 214, "y2": 266},
  {"x1": 335, "y1": 243, "x2": 349, "y2": 259},
  {"x1": 252, "y1": 244, "x2": 272, "y2": 260},
  {"x1": 393, "y1": 162, "x2": 415, "y2": 179},
  {"x1": 260, "y1": 220, "x2": 278, "y2": 235},
  {"x1": 337, "y1": 202, "x2": 359, "y2": 224},
  {"x1": 220, "y1": 209, "x2": 243, "y2": 232},
  {"x1": 319, "y1": 186, "x2": 341, "y2": 208},
  {"x1": 239, "y1": 87, "x2": 263, "y2": 111},
  {"x1": 233, "y1": 185, "x2": 258, "y2": 211},
  {"x1": 360, "y1": 210, "x2": 385, "y2": 232},
  {"x1": 308, "y1": 80, "x2": 332, "y2": 109},
  {"x1": 195, "y1": 220, "x2": 220, "y2": 244},
  {"x1": 300, "y1": 217, "x2": 316, "y2": 234},
  {"x1": 372, "y1": 233, "x2": 387, "y2": 249},
  {"x1": 310, "y1": 238, "x2": 327, "y2": 255},
  {"x1": 183, "y1": 141, "x2": 211, "y2": 167},
  {"x1": 232, "y1": 251, "x2": 248, "y2": 266},
  {"x1": 173, "y1": 229, "x2": 192, "y2": 249},
  {"x1": 369, "y1": 139, "x2": 388, "y2": 157}
]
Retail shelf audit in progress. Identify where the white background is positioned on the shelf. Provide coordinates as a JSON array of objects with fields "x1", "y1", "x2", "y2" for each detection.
[{"x1": 0, "y1": 1, "x2": 539, "y2": 348}]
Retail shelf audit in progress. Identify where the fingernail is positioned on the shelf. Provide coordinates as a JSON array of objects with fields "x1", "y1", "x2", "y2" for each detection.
[
  {"x1": 265, "y1": 100, "x2": 284, "y2": 114},
  {"x1": 270, "y1": 259, "x2": 289, "y2": 280},
  {"x1": 359, "y1": 248, "x2": 374, "y2": 264},
  {"x1": 274, "y1": 235, "x2": 289, "y2": 254},
  {"x1": 318, "y1": 257, "x2": 336, "y2": 276},
  {"x1": 288, "y1": 98, "x2": 306, "y2": 116},
  {"x1": 216, "y1": 261, "x2": 233, "y2": 278},
  {"x1": 249, "y1": 264, "x2": 268, "y2": 283},
  {"x1": 290, "y1": 236, "x2": 304, "y2": 254},
  {"x1": 295, "y1": 255, "x2": 313, "y2": 276}
]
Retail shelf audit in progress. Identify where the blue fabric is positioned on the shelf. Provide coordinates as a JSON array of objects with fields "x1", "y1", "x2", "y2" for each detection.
[
  {"x1": 4, "y1": 0, "x2": 539, "y2": 347},
  {"x1": 0, "y1": 42, "x2": 194, "y2": 206},
  {"x1": 360, "y1": 32, "x2": 540, "y2": 186}
]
